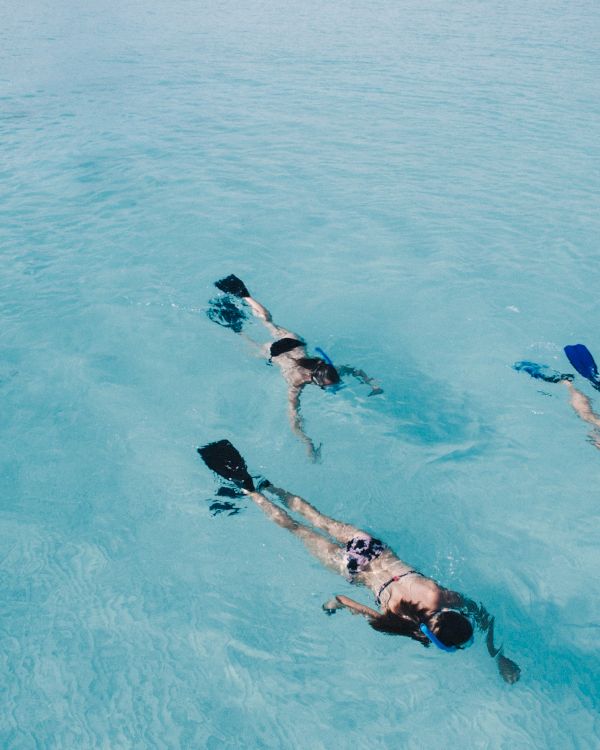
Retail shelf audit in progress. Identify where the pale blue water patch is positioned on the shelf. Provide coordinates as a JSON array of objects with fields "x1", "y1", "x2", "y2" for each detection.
[{"x1": 1, "y1": 0, "x2": 600, "y2": 747}]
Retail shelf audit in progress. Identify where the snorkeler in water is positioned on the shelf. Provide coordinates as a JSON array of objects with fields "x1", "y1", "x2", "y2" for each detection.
[
  {"x1": 514, "y1": 344, "x2": 600, "y2": 449},
  {"x1": 198, "y1": 439, "x2": 521, "y2": 684},
  {"x1": 207, "y1": 274, "x2": 382, "y2": 460}
]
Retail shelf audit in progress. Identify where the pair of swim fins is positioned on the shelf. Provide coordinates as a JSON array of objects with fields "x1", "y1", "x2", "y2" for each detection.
[
  {"x1": 201, "y1": 277, "x2": 260, "y2": 498},
  {"x1": 514, "y1": 344, "x2": 600, "y2": 391},
  {"x1": 206, "y1": 275, "x2": 251, "y2": 333}
]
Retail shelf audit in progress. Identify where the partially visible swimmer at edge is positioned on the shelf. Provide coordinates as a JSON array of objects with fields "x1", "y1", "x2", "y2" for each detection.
[{"x1": 515, "y1": 343, "x2": 600, "y2": 450}]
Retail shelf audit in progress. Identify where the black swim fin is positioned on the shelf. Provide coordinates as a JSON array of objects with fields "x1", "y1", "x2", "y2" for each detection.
[
  {"x1": 214, "y1": 274, "x2": 250, "y2": 298},
  {"x1": 197, "y1": 439, "x2": 255, "y2": 491},
  {"x1": 206, "y1": 297, "x2": 247, "y2": 333}
]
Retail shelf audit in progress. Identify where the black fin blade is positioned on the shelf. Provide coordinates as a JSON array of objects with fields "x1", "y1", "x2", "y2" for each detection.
[
  {"x1": 197, "y1": 439, "x2": 255, "y2": 491},
  {"x1": 214, "y1": 274, "x2": 250, "y2": 298}
]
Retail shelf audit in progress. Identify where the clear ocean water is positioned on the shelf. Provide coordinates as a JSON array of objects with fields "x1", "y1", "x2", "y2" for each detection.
[{"x1": 1, "y1": 0, "x2": 599, "y2": 747}]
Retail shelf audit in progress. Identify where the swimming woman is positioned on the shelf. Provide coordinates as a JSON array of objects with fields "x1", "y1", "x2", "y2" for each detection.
[
  {"x1": 198, "y1": 439, "x2": 521, "y2": 684},
  {"x1": 208, "y1": 274, "x2": 382, "y2": 460},
  {"x1": 514, "y1": 344, "x2": 600, "y2": 449}
]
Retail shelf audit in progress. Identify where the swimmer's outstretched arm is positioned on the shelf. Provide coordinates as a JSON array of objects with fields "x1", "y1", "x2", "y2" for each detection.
[
  {"x1": 337, "y1": 365, "x2": 383, "y2": 397},
  {"x1": 322, "y1": 595, "x2": 380, "y2": 619},
  {"x1": 288, "y1": 386, "x2": 321, "y2": 462},
  {"x1": 457, "y1": 595, "x2": 521, "y2": 684}
]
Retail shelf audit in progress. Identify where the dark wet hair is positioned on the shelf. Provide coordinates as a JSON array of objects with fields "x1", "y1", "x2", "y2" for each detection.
[
  {"x1": 368, "y1": 601, "x2": 431, "y2": 646},
  {"x1": 369, "y1": 602, "x2": 473, "y2": 649},
  {"x1": 434, "y1": 610, "x2": 473, "y2": 648},
  {"x1": 297, "y1": 357, "x2": 340, "y2": 388}
]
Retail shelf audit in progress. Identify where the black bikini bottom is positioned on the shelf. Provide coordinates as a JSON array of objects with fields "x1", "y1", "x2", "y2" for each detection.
[{"x1": 270, "y1": 338, "x2": 304, "y2": 358}]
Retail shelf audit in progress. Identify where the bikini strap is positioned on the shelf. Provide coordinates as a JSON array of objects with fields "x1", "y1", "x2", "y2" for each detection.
[{"x1": 375, "y1": 570, "x2": 419, "y2": 605}]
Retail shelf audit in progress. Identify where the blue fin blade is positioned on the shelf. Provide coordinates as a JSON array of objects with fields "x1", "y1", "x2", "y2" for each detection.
[{"x1": 564, "y1": 344, "x2": 600, "y2": 389}]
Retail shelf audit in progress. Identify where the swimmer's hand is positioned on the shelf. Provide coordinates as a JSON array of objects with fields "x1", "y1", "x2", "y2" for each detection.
[
  {"x1": 309, "y1": 442, "x2": 322, "y2": 463},
  {"x1": 368, "y1": 386, "x2": 384, "y2": 397},
  {"x1": 322, "y1": 597, "x2": 341, "y2": 615},
  {"x1": 497, "y1": 654, "x2": 521, "y2": 684},
  {"x1": 485, "y1": 617, "x2": 520, "y2": 683},
  {"x1": 322, "y1": 595, "x2": 381, "y2": 619}
]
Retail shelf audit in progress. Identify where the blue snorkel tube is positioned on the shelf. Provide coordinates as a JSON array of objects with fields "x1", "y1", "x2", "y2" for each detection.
[
  {"x1": 420, "y1": 623, "x2": 458, "y2": 653},
  {"x1": 419, "y1": 622, "x2": 474, "y2": 653},
  {"x1": 314, "y1": 347, "x2": 334, "y2": 367}
]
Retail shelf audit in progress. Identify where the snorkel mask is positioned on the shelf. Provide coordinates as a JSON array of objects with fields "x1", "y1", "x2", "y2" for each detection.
[
  {"x1": 313, "y1": 347, "x2": 343, "y2": 392},
  {"x1": 419, "y1": 624, "x2": 458, "y2": 652},
  {"x1": 419, "y1": 616, "x2": 475, "y2": 653}
]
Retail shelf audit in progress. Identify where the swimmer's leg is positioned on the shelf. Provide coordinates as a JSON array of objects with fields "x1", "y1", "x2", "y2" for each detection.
[
  {"x1": 563, "y1": 380, "x2": 600, "y2": 431},
  {"x1": 245, "y1": 296, "x2": 300, "y2": 340},
  {"x1": 262, "y1": 485, "x2": 364, "y2": 543},
  {"x1": 214, "y1": 274, "x2": 298, "y2": 339},
  {"x1": 245, "y1": 490, "x2": 346, "y2": 575}
]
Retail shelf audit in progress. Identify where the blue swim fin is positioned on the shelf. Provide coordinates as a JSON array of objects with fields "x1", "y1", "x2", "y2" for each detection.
[
  {"x1": 564, "y1": 344, "x2": 600, "y2": 390},
  {"x1": 513, "y1": 361, "x2": 573, "y2": 384}
]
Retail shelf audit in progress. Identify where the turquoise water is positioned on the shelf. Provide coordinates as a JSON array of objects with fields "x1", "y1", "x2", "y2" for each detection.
[{"x1": 2, "y1": 0, "x2": 599, "y2": 746}]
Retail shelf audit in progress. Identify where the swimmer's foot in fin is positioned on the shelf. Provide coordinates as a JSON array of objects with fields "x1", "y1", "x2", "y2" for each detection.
[
  {"x1": 215, "y1": 274, "x2": 250, "y2": 298},
  {"x1": 564, "y1": 344, "x2": 600, "y2": 391},
  {"x1": 513, "y1": 361, "x2": 574, "y2": 384},
  {"x1": 198, "y1": 439, "x2": 255, "y2": 491},
  {"x1": 206, "y1": 297, "x2": 247, "y2": 333}
]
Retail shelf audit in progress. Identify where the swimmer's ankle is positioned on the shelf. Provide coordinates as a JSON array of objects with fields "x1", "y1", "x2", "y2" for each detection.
[{"x1": 256, "y1": 477, "x2": 272, "y2": 492}]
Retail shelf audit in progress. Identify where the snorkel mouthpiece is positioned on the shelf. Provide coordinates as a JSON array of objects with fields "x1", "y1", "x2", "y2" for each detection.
[{"x1": 419, "y1": 623, "x2": 458, "y2": 653}]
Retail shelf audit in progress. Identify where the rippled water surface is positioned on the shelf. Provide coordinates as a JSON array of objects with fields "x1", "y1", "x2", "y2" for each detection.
[{"x1": 1, "y1": 1, "x2": 599, "y2": 747}]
